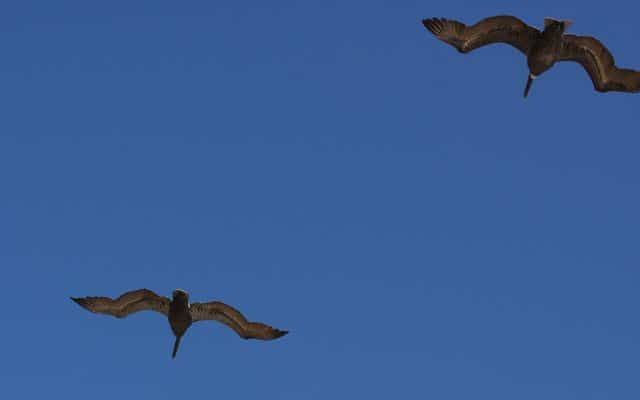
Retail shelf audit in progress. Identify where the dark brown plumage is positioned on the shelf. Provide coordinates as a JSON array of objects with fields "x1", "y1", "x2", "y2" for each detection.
[
  {"x1": 71, "y1": 288, "x2": 288, "y2": 358},
  {"x1": 559, "y1": 35, "x2": 640, "y2": 92},
  {"x1": 422, "y1": 16, "x2": 640, "y2": 96}
]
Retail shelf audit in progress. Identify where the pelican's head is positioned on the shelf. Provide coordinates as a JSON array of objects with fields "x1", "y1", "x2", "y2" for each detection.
[
  {"x1": 172, "y1": 288, "x2": 189, "y2": 301},
  {"x1": 524, "y1": 73, "x2": 536, "y2": 98}
]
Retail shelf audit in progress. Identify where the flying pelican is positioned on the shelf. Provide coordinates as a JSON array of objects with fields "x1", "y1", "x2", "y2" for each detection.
[
  {"x1": 422, "y1": 16, "x2": 640, "y2": 97},
  {"x1": 71, "y1": 288, "x2": 288, "y2": 358}
]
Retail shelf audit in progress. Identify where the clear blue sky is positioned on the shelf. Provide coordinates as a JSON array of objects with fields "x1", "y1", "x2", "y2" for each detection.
[{"x1": 2, "y1": 1, "x2": 639, "y2": 399}]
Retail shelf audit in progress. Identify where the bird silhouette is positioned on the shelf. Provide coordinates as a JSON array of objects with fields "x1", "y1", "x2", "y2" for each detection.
[
  {"x1": 422, "y1": 16, "x2": 640, "y2": 97},
  {"x1": 71, "y1": 288, "x2": 288, "y2": 358}
]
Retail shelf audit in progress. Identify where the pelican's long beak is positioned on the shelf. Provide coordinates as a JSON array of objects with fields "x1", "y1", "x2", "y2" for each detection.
[{"x1": 524, "y1": 73, "x2": 536, "y2": 98}]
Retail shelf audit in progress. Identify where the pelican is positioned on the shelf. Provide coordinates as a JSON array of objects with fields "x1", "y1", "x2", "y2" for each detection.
[
  {"x1": 422, "y1": 16, "x2": 640, "y2": 97},
  {"x1": 71, "y1": 288, "x2": 288, "y2": 358}
]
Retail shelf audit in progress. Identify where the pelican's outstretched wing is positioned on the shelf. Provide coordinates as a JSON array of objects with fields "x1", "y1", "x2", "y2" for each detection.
[
  {"x1": 189, "y1": 301, "x2": 288, "y2": 340},
  {"x1": 423, "y1": 16, "x2": 540, "y2": 55},
  {"x1": 71, "y1": 289, "x2": 170, "y2": 318},
  {"x1": 559, "y1": 34, "x2": 640, "y2": 92}
]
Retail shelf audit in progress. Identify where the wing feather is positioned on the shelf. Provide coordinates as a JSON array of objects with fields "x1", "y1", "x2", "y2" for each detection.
[
  {"x1": 423, "y1": 16, "x2": 540, "y2": 55},
  {"x1": 189, "y1": 301, "x2": 288, "y2": 340},
  {"x1": 559, "y1": 34, "x2": 640, "y2": 92},
  {"x1": 71, "y1": 289, "x2": 170, "y2": 318}
]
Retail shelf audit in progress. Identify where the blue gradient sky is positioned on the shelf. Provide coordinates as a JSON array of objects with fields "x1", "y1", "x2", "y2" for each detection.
[{"x1": 2, "y1": 1, "x2": 639, "y2": 399}]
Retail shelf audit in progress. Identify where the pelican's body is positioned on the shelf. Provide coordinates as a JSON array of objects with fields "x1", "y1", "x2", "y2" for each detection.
[
  {"x1": 528, "y1": 20, "x2": 565, "y2": 75},
  {"x1": 167, "y1": 289, "x2": 193, "y2": 357},
  {"x1": 71, "y1": 288, "x2": 288, "y2": 358},
  {"x1": 422, "y1": 16, "x2": 640, "y2": 97},
  {"x1": 523, "y1": 18, "x2": 571, "y2": 97}
]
